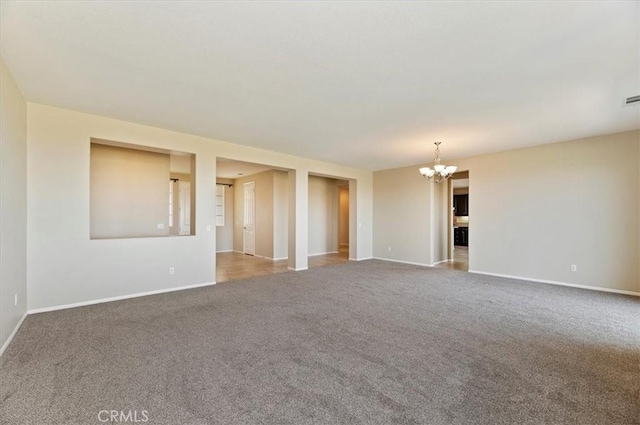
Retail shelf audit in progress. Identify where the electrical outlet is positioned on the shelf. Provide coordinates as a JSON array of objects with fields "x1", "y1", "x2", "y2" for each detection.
[
  {"x1": 169, "y1": 267, "x2": 175, "y2": 275},
  {"x1": 157, "y1": 223, "x2": 165, "y2": 230},
  {"x1": 206, "y1": 225, "x2": 211, "y2": 232},
  {"x1": 14, "y1": 294, "x2": 18, "y2": 306},
  {"x1": 570, "y1": 265, "x2": 577, "y2": 272},
  {"x1": 388, "y1": 246, "x2": 392, "y2": 252}
]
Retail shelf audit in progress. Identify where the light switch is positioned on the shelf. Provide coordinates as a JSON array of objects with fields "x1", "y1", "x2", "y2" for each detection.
[{"x1": 157, "y1": 223, "x2": 165, "y2": 230}]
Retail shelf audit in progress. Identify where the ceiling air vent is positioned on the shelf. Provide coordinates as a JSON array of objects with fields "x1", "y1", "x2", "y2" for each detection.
[{"x1": 625, "y1": 95, "x2": 640, "y2": 105}]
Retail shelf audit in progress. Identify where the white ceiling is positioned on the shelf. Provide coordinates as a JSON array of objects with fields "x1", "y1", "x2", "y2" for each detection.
[
  {"x1": 1, "y1": 1, "x2": 638, "y2": 170},
  {"x1": 216, "y1": 158, "x2": 276, "y2": 180}
]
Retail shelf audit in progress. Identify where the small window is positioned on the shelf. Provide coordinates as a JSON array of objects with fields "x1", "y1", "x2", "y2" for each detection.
[
  {"x1": 169, "y1": 180, "x2": 175, "y2": 227},
  {"x1": 216, "y1": 184, "x2": 225, "y2": 226}
]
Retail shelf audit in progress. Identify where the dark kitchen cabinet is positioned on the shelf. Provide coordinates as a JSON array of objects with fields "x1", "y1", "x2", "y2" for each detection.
[
  {"x1": 454, "y1": 227, "x2": 468, "y2": 246},
  {"x1": 453, "y1": 194, "x2": 468, "y2": 216}
]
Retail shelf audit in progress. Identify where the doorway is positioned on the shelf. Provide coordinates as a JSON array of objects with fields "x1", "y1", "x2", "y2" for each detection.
[
  {"x1": 243, "y1": 181, "x2": 256, "y2": 256},
  {"x1": 436, "y1": 171, "x2": 469, "y2": 271},
  {"x1": 215, "y1": 158, "x2": 292, "y2": 283},
  {"x1": 306, "y1": 175, "x2": 350, "y2": 268},
  {"x1": 338, "y1": 185, "x2": 349, "y2": 255}
]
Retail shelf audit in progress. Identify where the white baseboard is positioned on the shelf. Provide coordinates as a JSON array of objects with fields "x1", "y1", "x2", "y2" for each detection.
[
  {"x1": 216, "y1": 250, "x2": 234, "y2": 253},
  {"x1": 253, "y1": 254, "x2": 285, "y2": 261},
  {"x1": 431, "y1": 259, "x2": 450, "y2": 266},
  {"x1": 349, "y1": 257, "x2": 373, "y2": 261},
  {"x1": 0, "y1": 312, "x2": 28, "y2": 357},
  {"x1": 373, "y1": 257, "x2": 432, "y2": 267},
  {"x1": 468, "y1": 270, "x2": 640, "y2": 297},
  {"x1": 308, "y1": 251, "x2": 339, "y2": 257},
  {"x1": 288, "y1": 267, "x2": 308, "y2": 271},
  {"x1": 28, "y1": 281, "x2": 218, "y2": 315}
]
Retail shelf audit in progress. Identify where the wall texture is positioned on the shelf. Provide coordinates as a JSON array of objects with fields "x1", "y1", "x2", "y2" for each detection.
[
  {"x1": 0, "y1": 59, "x2": 27, "y2": 352},
  {"x1": 373, "y1": 166, "x2": 433, "y2": 266},
  {"x1": 374, "y1": 130, "x2": 640, "y2": 294},
  {"x1": 308, "y1": 176, "x2": 340, "y2": 255},
  {"x1": 27, "y1": 104, "x2": 373, "y2": 310},
  {"x1": 339, "y1": 186, "x2": 349, "y2": 246},
  {"x1": 272, "y1": 171, "x2": 289, "y2": 260},
  {"x1": 91, "y1": 143, "x2": 171, "y2": 239}
]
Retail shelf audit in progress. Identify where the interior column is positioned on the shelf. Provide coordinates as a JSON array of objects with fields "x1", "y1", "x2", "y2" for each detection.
[
  {"x1": 348, "y1": 179, "x2": 358, "y2": 260},
  {"x1": 288, "y1": 169, "x2": 308, "y2": 271}
]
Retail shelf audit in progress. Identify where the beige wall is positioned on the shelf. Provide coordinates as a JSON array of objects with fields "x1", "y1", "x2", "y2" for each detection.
[
  {"x1": 374, "y1": 166, "x2": 433, "y2": 265},
  {"x1": 272, "y1": 171, "x2": 289, "y2": 260},
  {"x1": 27, "y1": 104, "x2": 373, "y2": 310},
  {"x1": 0, "y1": 58, "x2": 27, "y2": 352},
  {"x1": 374, "y1": 130, "x2": 640, "y2": 294},
  {"x1": 308, "y1": 176, "x2": 340, "y2": 255},
  {"x1": 91, "y1": 143, "x2": 171, "y2": 239},
  {"x1": 339, "y1": 186, "x2": 349, "y2": 246}
]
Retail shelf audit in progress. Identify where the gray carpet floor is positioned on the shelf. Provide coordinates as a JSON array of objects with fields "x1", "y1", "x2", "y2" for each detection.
[{"x1": 1, "y1": 260, "x2": 639, "y2": 425}]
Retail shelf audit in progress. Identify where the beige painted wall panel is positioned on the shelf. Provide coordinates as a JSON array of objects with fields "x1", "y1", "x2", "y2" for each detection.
[
  {"x1": 0, "y1": 58, "x2": 27, "y2": 350},
  {"x1": 308, "y1": 176, "x2": 339, "y2": 255},
  {"x1": 466, "y1": 131, "x2": 639, "y2": 292},
  {"x1": 273, "y1": 171, "x2": 289, "y2": 260},
  {"x1": 258, "y1": 173, "x2": 274, "y2": 259},
  {"x1": 373, "y1": 166, "x2": 432, "y2": 265},
  {"x1": 90, "y1": 144, "x2": 170, "y2": 239},
  {"x1": 339, "y1": 187, "x2": 349, "y2": 246}
]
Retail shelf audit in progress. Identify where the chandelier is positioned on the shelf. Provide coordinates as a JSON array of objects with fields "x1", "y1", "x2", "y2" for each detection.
[{"x1": 419, "y1": 142, "x2": 457, "y2": 184}]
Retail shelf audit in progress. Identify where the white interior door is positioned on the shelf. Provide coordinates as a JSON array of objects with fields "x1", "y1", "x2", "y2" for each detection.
[
  {"x1": 178, "y1": 181, "x2": 191, "y2": 235},
  {"x1": 243, "y1": 181, "x2": 256, "y2": 256}
]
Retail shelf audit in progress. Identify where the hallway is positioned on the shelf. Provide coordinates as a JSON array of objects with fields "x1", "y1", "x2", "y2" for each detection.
[
  {"x1": 216, "y1": 250, "x2": 349, "y2": 283},
  {"x1": 435, "y1": 246, "x2": 468, "y2": 271}
]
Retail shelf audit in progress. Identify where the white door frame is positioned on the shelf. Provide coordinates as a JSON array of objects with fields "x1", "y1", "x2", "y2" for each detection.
[{"x1": 243, "y1": 181, "x2": 256, "y2": 256}]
